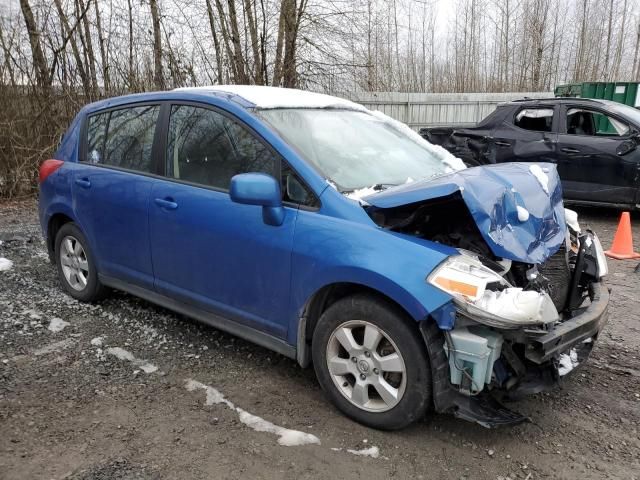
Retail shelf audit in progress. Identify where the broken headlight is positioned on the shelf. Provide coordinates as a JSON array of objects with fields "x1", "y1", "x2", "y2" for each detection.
[
  {"x1": 590, "y1": 233, "x2": 609, "y2": 278},
  {"x1": 427, "y1": 253, "x2": 559, "y2": 328}
]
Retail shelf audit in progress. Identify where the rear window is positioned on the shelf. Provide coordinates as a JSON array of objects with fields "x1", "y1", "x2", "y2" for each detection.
[
  {"x1": 514, "y1": 108, "x2": 554, "y2": 132},
  {"x1": 86, "y1": 105, "x2": 160, "y2": 173}
]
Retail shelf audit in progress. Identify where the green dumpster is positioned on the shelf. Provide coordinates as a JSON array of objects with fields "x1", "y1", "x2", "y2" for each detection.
[{"x1": 555, "y1": 81, "x2": 640, "y2": 107}]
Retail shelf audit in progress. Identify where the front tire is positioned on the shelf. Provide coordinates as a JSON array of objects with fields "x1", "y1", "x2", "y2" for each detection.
[
  {"x1": 55, "y1": 222, "x2": 106, "y2": 302},
  {"x1": 312, "y1": 294, "x2": 431, "y2": 430}
]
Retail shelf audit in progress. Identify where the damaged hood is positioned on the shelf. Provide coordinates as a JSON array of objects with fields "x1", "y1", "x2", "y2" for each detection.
[{"x1": 363, "y1": 163, "x2": 566, "y2": 264}]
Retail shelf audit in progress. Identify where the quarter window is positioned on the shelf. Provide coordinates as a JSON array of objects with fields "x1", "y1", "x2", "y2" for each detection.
[
  {"x1": 86, "y1": 105, "x2": 159, "y2": 173},
  {"x1": 166, "y1": 105, "x2": 277, "y2": 190},
  {"x1": 566, "y1": 108, "x2": 630, "y2": 137},
  {"x1": 514, "y1": 108, "x2": 554, "y2": 132}
]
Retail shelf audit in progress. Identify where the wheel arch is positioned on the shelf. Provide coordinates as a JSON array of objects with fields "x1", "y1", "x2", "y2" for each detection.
[
  {"x1": 46, "y1": 212, "x2": 75, "y2": 262},
  {"x1": 296, "y1": 281, "x2": 428, "y2": 368}
]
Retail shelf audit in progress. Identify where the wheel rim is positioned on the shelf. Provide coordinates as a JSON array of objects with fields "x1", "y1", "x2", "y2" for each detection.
[
  {"x1": 59, "y1": 235, "x2": 89, "y2": 291},
  {"x1": 326, "y1": 320, "x2": 407, "y2": 413}
]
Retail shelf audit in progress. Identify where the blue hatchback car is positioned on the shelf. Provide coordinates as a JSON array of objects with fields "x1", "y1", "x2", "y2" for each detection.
[{"x1": 39, "y1": 86, "x2": 610, "y2": 429}]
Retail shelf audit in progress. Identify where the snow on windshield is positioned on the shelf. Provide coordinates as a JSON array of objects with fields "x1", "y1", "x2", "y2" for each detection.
[
  {"x1": 260, "y1": 108, "x2": 466, "y2": 196},
  {"x1": 368, "y1": 110, "x2": 466, "y2": 173}
]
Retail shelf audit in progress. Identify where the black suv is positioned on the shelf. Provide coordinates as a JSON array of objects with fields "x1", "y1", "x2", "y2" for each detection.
[{"x1": 422, "y1": 98, "x2": 640, "y2": 208}]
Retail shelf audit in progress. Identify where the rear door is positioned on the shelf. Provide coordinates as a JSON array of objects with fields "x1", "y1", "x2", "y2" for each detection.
[
  {"x1": 556, "y1": 105, "x2": 640, "y2": 204},
  {"x1": 148, "y1": 103, "x2": 314, "y2": 339},
  {"x1": 72, "y1": 104, "x2": 161, "y2": 290},
  {"x1": 492, "y1": 105, "x2": 559, "y2": 164}
]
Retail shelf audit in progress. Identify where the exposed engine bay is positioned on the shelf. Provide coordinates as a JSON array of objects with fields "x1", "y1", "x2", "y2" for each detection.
[{"x1": 364, "y1": 193, "x2": 610, "y2": 427}]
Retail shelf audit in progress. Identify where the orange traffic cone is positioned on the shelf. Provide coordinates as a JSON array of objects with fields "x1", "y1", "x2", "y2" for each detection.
[{"x1": 605, "y1": 212, "x2": 640, "y2": 259}]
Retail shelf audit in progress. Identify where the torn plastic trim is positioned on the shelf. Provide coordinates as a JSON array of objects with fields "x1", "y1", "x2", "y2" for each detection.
[{"x1": 419, "y1": 320, "x2": 529, "y2": 428}]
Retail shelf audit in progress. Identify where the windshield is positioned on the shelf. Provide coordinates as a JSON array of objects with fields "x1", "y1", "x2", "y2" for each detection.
[{"x1": 258, "y1": 109, "x2": 453, "y2": 192}]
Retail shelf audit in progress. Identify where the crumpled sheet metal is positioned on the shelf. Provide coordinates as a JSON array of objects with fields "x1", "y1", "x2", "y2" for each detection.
[{"x1": 364, "y1": 163, "x2": 566, "y2": 264}]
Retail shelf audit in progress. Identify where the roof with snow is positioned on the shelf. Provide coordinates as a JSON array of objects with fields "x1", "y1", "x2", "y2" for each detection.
[{"x1": 175, "y1": 85, "x2": 366, "y2": 111}]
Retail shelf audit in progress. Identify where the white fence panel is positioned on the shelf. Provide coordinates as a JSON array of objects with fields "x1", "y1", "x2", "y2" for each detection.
[{"x1": 346, "y1": 91, "x2": 554, "y2": 129}]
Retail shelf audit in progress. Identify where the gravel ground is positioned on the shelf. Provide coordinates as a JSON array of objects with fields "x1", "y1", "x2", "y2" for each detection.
[{"x1": 1, "y1": 197, "x2": 639, "y2": 480}]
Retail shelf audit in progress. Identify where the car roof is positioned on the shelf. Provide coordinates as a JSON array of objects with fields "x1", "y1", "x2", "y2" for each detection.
[
  {"x1": 176, "y1": 85, "x2": 366, "y2": 111},
  {"x1": 80, "y1": 85, "x2": 367, "y2": 116},
  {"x1": 504, "y1": 97, "x2": 615, "y2": 107}
]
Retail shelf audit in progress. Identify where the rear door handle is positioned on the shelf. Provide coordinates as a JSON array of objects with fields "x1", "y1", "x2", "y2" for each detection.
[
  {"x1": 74, "y1": 178, "x2": 91, "y2": 188},
  {"x1": 154, "y1": 197, "x2": 178, "y2": 210},
  {"x1": 561, "y1": 147, "x2": 580, "y2": 154},
  {"x1": 494, "y1": 141, "x2": 511, "y2": 147}
]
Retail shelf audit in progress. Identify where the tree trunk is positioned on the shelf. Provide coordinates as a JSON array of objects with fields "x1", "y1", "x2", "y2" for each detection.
[
  {"x1": 205, "y1": 0, "x2": 225, "y2": 83},
  {"x1": 19, "y1": 0, "x2": 50, "y2": 90},
  {"x1": 94, "y1": 0, "x2": 110, "y2": 93},
  {"x1": 53, "y1": 0, "x2": 91, "y2": 97},
  {"x1": 149, "y1": 0, "x2": 165, "y2": 90}
]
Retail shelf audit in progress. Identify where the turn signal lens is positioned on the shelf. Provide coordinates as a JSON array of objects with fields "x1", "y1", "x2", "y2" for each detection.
[{"x1": 434, "y1": 277, "x2": 479, "y2": 298}]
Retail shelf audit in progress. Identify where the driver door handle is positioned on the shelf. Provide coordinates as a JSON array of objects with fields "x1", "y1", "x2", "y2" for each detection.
[
  {"x1": 561, "y1": 147, "x2": 580, "y2": 154},
  {"x1": 154, "y1": 197, "x2": 178, "y2": 210},
  {"x1": 494, "y1": 141, "x2": 511, "y2": 147},
  {"x1": 74, "y1": 178, "x2": 91, "y2": 189}
]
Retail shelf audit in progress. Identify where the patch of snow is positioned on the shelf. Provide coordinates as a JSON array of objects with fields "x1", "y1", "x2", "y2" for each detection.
[
  {"x1": 33, "y1": 338, "x2": 75, "y2": 356},
  {"x1": 185, "y1": 379, "x2": 320, "y2": 447},
  {"x1": 529, "y1": 164, "x2": 549, "y2": 194},
  {"x1": 558, "y1": 348, "x2": 579, "y2": 376},
  {"x1": 369, "y1": 110, "x2": 466, "y2": 171},
  {"x1": 177, "y1": 85, "x2": 365, "y2": 112},
  {"x1": 106, "y1": 346, "x2": 158, "y2": 374},
  {"x1": 346, "y1": 446, "x2": 380, "y2": 458},
  {"x1": 564, "y1": 208, "x2": 581, "y2": 233},
  {"x1": 185, "y1": 379, "x2": 235, "y2": 409},
  {"x1": 0, "y1": 257, "x2": 13, "y2": 271},
  {"x1": 90, "y1": 337, "x2": 103, "y2": 347},
  {"x1": 345, "y1": 185, "x2": 379, "y2": 201},
  {"x1": 48, "y1": 317, "x2": 70, "y2": 333},
  {"x1": 516, "y1": 206, "x2": 530, "y2": 222},
  {"x1": 237, "y1": 408, "x2": 321, "y2": 446}
]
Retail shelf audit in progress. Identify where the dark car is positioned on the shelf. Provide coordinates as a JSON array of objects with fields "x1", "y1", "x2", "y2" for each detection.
[{"x1": 421, "y1": 98, "x2": 640, "y2": 209}]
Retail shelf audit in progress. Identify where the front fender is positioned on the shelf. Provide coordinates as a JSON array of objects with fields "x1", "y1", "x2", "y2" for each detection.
[{"x1": 287, "y1": 210, "x2": 456, "y2": 345}]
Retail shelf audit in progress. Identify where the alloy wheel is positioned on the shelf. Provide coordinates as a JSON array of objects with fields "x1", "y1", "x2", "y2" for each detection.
[
  {"x1": 326, "y1": 320, "x2": 407, "y2": 412},
  {"x1": 59, "y1": 235, "x2": 89, "y2": 291}
]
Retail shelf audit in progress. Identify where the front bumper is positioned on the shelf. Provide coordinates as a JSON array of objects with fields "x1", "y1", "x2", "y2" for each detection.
[{"x1": 524, "y1": 281, "x2": 609, "y2": 364}]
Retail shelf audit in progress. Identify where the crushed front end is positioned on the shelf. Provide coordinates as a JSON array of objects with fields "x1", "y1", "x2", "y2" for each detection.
[
  {"x1": 359, "y1": 163, "x2": 610, "y2": 427},
  {"x1": 422, "y1": 221, "x2": 609, "y2": 427}
]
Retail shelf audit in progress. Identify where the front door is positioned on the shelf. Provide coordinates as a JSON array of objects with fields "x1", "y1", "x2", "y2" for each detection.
[
  {"x1": 148, "y1": 103, "x2": 297, "y2": 339},
  {"x1": 556, "y1": 105, "x2": 640, "y2": 204},
  {"x1": 72, "y1": 104, "x2": 161, "y2": 290}
]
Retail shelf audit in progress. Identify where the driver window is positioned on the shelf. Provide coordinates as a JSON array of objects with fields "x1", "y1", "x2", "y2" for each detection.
[
  {"x1": 566, "y1": 108, "x2": 630, "y2": 137},
  {"x1": 166, "y1": 105, "x2": 277, "y2": 190}
]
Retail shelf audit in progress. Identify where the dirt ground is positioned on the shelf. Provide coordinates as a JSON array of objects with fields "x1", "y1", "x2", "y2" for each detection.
[{"x1": 0, "y1": 197, "x2": 639, "y2": 480}]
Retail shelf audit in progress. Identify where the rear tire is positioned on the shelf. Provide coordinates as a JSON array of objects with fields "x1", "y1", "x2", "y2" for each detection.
[
  {"x1": 55, "y1": 223, "x2": 107, "y2": 302},
  {"x1": 312, "y1": 294, "x2": 431, "y2": 430}
]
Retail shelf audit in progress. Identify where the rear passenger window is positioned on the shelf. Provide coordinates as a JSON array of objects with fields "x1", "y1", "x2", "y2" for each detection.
[
  {"x1": 514, "y1": 108, "x2": 554, "y2": 132},
  {"x1": 166, "y1": 105, "x2": 277, "y2": 190},
  {"x1": 86, "y1": 105, "x2": 159, "y2": 173}
]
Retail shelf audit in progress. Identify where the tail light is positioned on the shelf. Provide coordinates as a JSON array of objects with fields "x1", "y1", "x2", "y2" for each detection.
[{"x1": 39, "y1": 159, "x2": 64, "y2": 183}]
